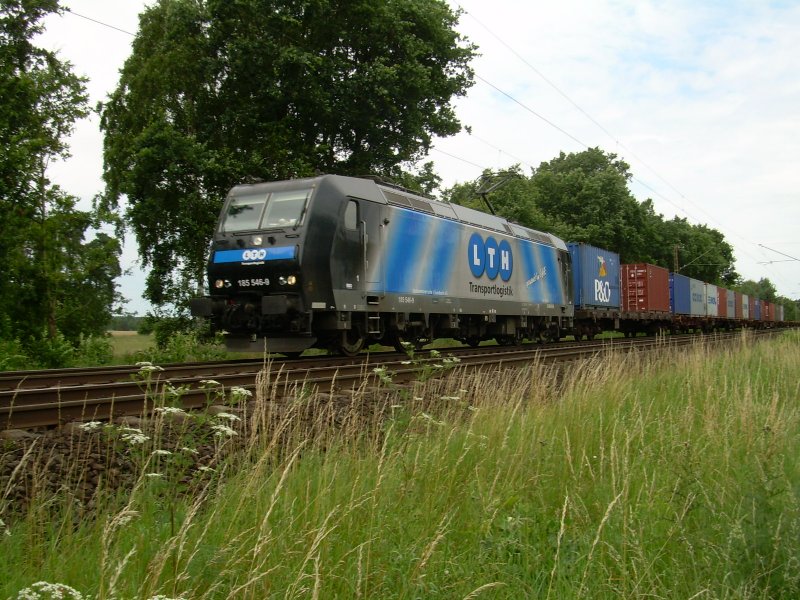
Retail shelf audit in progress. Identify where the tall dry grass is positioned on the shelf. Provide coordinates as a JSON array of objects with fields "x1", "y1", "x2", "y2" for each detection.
[{"x1": 1, "y1": 330, "x2": 799, "y2": 599}]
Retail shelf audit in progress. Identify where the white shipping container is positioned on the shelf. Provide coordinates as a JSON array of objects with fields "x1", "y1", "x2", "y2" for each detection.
[
  {"x1": 705, "y1": 284, "x2": 719, "y2": 317},
  {"x1": 742, "y1": 294, "x2": 750, "y2": 320}
]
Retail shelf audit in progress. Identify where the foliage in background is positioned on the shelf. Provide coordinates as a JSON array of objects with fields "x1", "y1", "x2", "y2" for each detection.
[
  {"x1": 0, "y1": 0, "x2": 121, "y2": 354},
  {"x1": 100, "y1": 0, "x2": 476, "y2": 308}
]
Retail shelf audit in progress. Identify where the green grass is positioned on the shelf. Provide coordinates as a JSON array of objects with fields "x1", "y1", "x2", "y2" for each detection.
[
  {"x1": 108, "y1": 331, "x2": 155, "y2": 361},
  {"x1": 2, "y1": 331, "x2": 799, "y2": 599}
]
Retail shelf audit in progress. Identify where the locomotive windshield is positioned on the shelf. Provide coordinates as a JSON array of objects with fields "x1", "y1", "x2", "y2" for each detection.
[{"x1": 221, "y1": 187, "x2": 312, "y2": 233}]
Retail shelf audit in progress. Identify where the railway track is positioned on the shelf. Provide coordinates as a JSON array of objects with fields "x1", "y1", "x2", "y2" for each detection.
[{"x1": 0, "y1": 330, "x2": 783, "y2": 429}]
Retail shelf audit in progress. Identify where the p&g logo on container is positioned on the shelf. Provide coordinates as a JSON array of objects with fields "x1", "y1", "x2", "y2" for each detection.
[
  {"x1": 468, "y1": 233, "x2": 512, "y2": 282},
  {"x1": 242, "y1": 249, "x2": 268, "y2": 261}
]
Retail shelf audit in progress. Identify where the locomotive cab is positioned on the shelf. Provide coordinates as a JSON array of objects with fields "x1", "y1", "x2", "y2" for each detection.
[{"x1": 190, "y1": 179, "x2": 322, "y2": 353}]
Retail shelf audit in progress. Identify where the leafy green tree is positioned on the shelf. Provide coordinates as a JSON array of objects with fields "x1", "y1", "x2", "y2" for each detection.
[
  {"x1": 0, "y1": 0, "x2": 121, "y2": 347},
  {"x1": 737, "y1": 278, "x2": 778, "y2": 302},
  {"x1": 527, "y1": 148, "x2": 652, "y2": 263},
  {"x1": 100, "y1": 0, "x2": 476, "y2": 307},
  {"x1": 651, "y1": 217, "x2": 737, "y2": 285},
  {"x1": 447, "y1": 166, "x2": 557, "y2": 233}
]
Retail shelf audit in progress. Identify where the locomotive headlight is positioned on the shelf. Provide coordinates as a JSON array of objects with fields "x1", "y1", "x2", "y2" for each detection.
[
  {"x1": 253, "y1": 236, "x2": 262, "y2": 245},
  {"x1": 287, "y1": 275, "x2": 297, "y2": 285},
  {"x1": 214, "y1": 279, "x2": 225, "y2": 289}
]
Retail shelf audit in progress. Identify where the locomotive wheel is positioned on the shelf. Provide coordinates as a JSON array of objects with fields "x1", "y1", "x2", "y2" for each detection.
[
  {"x1": 339, "y1": 328, "x2": 366, "y2": 356},
  {"x1": 392, "y1": 333, "x2": 424, "y2": 354}
]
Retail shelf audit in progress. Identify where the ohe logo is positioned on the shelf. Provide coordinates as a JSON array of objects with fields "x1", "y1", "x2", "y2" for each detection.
[
  {"x1": 242, "y1": 249, "x2": 267, "y2": 261},
  {"x1": 468, "y1": 233, "x2": 512, "y2": 282}
]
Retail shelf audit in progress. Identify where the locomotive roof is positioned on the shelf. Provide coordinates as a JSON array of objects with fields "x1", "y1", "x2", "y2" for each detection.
[{"x1": 229, "y1": 174, "x2": 567, "y2": 251}]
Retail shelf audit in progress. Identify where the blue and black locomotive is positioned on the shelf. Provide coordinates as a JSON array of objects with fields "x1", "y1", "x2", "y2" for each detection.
[{"x1": 190, "y1": 174, "x2": 574, "y2": 355}]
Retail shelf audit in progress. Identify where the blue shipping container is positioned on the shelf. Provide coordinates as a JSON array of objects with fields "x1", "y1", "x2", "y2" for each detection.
[
  {"x1": 754, "y1": 299, "x2": 762, "y2": 320},
  {"x1": 670, "y1": 273, "x2": 706, "y2": 316},
  {"x1": 727, "y1": 290, "x2": 736, "y2": 319},
  {"x1": 567, "y1": 243, "x2": 620, "y2": 310}
]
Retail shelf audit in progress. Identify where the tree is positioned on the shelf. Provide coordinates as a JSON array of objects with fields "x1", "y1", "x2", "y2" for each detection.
[
  {"x1": 100, "y1": 0, "x2": 476, "y2": 307},
  {"x1": 527, "y1": 148, "x2": 652, "y2": 263},
  {"x1": 737, "y1": 278, "x2": 778, "y2": 302},
  {"x1": 0, "y1": 0, "x2": 121, "y2": 346}
]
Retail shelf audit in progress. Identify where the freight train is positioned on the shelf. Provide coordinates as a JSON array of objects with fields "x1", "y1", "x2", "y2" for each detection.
[{"x1": 189, "y1": 174, "x2": 789, "y2": 354}]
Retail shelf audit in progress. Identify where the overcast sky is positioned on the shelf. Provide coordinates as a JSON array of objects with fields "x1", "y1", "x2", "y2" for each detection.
[{"x1": 38, "y1": 0, "x2": 800, "y2": 314}]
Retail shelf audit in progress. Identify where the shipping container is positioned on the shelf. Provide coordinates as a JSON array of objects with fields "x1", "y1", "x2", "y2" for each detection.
[
  {"x1": 670, "y1": 273, "x2": 706, "y2": 316},
  {"x1": 766, "y1": 301, "x2": 774, "y2": 322},
  {"x1": 735, "y1": 292, "x2": 743, "y2": 319},
  {"x1": 726, "y1": 290, "x2": 736, "y2": 319},
  {"x1": 567, "y1": 243, "x2": 620, "y2": 310},
  {"x1": 742, "y1": 294, "x2": 750, "y2": 320},
  {"x1": 705, "y1": 284, "x2": 719, "y2": 317},
  {"x1": 717, "y1": 288, "x2": 728, "y2": 318},
  {"x1": 777, "y1": 304, "x2": 785, "y2": 322},
  {"x1": 621, "y1": 263, "x2": 670, "y2": 312},
  {"x1": 753, "y1": 299, "x2": 762, "y2": 321}
]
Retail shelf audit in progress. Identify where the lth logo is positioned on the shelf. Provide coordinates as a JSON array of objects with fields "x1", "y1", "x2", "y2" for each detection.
[{"x1": 468, "y1": 233, "x2": 513, "y2": 282}]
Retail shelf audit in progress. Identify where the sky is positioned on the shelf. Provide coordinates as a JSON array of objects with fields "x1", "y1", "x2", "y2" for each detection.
[{"x1": 37, "y1": 0, "x2": 800, "y2": 314}]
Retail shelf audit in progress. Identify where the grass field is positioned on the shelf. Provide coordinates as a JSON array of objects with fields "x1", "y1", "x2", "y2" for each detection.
[
  {"x1": 108, "y1": 331, "x2": 155, "y2": 361},
  {"x1": 2, "y1": 330, "x2": 798, "y2": 599}
]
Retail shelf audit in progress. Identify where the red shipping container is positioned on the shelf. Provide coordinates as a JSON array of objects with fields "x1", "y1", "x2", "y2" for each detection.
[
  {"x1": 765, "y1": 301, "x2": 774, "y2": 322},
  {"x1": 621, "y1": 263, "x2": 670, "y2": 312},
  {"x1": 735, "y1": 292, "x2": 743, "y2": 319},
  {"x1": 718, "y1": 288, "x2": 728, "y2": 318}
]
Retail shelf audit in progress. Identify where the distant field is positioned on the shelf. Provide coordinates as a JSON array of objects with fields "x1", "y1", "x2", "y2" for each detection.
[{"x1": 108, "y1": 330, "x2": 154, "y2": 361}]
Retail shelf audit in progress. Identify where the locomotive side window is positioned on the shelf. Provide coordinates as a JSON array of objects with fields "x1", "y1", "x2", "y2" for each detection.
[
  {"x1": 344, "y1": 200, "x2": 358, "y2": 230},
  {"x1": 262, "y1": 188, "x2": 311, "y2": 228},
  {"x1": 221, "y1": 191, "x2": 267, "y2": 232}
]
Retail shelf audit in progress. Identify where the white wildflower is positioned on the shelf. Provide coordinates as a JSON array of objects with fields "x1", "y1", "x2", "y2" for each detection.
[
  {"x1": 400, "y1": 360, "x2": 412, "y2": 365},
  {"x1": 154, "y1": 406, "x2": 186, "y2": 415},
  {"x1": 199, "y1": 379, "x2": 221, "y2": 387},
  {"x1": 1, "y1": 517, "x2": 9, "y2": 537},
  {"x1": 119, "y1": 426, "x2": 143, "y2": 433},
  {"x1": 138, "y1": 364, "x2": 165, "y2": 373},
  {"x1": 440, "y1": 396, "x2": 461, "y2": 401},
  {"x1": 121, "y1": 432, "x2": 150, "y2": 445},
  {"x1": 433, "y1": 364, "x2": 444, "y2": 369},
  {"x1": 372, "y1": 366, "x2": 387, "y2": 375},
  {"x1": 211, "y1": 424, "x2": 238, "y2": 438},
  {"x1": 145, "y1": 472, "x2": 163, "y2": 479},
  {"x1": 152, "y1": 449, "x2": 172, "y2": 456},
  {"x1": 442, "y1": 356, "x2": 461, "y2": 364},
  {"x1": 180, "y1": 447, "x2": 199, "y2": 454},
  {"x1": 78, "y1": 421, "x2": 103, "y2": 431},
  {"x1": 135, "y1": 361, "x2": 153, "y2": 367},
  {"x1": 413, "y1": 396, "x2": 424, "y2": 401},
  {"x1": 215, "y1": 412, "x2": 241, "y2": 422},
  {"x1": 15, "y1": 581, "x2": 85, "y2": 600},
  {"x1": 197, "y1": 465, "x2": 215, "y2": 473},
  {"x1": 229, "y1": 386, "x2": 253, "y2": 402},
  {"x1": 429, "y1": 349, "x2": 441, "y2": 358}
]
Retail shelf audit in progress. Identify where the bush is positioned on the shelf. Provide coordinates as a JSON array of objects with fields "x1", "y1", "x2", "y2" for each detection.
[{"x1": 0, "y1": 338, "x2": 32, "y2": 371}]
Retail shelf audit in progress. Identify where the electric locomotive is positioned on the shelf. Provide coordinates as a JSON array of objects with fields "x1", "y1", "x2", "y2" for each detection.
[{"x1": 190, "y1": 174, "x2": 574, "y2": 355}]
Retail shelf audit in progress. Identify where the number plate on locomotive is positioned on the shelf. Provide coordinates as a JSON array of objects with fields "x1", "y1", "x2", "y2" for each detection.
[{"x1": 238, "y1": 278, "x2": 269, "y2": 287}]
